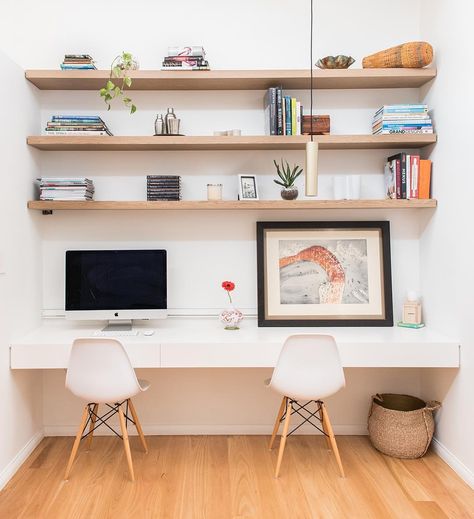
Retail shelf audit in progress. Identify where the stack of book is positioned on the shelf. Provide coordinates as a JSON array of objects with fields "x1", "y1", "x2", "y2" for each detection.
[
  {"x1": 60, "y1": 54, "x2": 96, "y2": 70},
  {"x1": 384, "y1": 153, "x2": 432, "y2": 199},
  {"x1": 147, "y1": 175, "x2": 181, "y2": 201},
  {"x1": 38, "y1": 178, "x2": 94, "y2": 201},
  {"x1": 264, "y1": 87, "x2": 304, "y2": 136},
  {"x1": 373, "y1": 104, "x2": 433, "y2": 134},
  {"x1": 44, "y1": 115, "x2": 113, "y2": 136},
  {"x1": 162, "y1": 46, "x2": 209, "y2": 70}
]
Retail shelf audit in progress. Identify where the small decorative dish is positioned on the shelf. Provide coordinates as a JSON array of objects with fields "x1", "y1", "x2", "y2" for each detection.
[{"x1": 315, "y1": 55, "x2": 355, "y2": 69}]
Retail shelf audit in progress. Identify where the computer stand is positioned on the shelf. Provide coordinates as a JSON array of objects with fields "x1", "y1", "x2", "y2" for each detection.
[{"x1": 102, "y1": 320, "x2": 133, "y2": 332}]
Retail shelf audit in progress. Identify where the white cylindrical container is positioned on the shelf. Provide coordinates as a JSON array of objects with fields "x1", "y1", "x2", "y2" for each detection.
[{"x1": 207, "y1": 184, "x2": 223, "y2": 200}]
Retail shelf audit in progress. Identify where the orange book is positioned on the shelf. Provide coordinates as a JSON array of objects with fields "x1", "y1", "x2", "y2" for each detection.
[{"x1": 418, "y1": 159, "x2": 432, "y2": 199}]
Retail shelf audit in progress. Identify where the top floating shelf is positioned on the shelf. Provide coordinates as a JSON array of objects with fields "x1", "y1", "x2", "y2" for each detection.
[{"x1": 25, "y1": 68, "x2": 437, "y2": 91}]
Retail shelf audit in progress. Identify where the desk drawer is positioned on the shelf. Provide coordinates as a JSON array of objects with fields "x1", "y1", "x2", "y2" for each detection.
[
  {"x1": 160, "y1": 341, "x2": 282, "y2": 368},
  {"x1": 10, "y1": 343, "x2": 159, "y2": 369}
]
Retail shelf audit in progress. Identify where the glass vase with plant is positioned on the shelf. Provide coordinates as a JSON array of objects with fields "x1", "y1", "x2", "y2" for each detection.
[
  {"x1": 99, "y1": 52, "x2": 138, "y2": 114},
  {"x1": 273, "y1": 159, "x2": 303, "y2": 200},
  {"x1": 219, "y1": 281, "x2": 243, "y2": 330}
]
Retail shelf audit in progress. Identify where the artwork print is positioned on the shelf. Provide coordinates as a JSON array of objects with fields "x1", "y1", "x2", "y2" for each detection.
[{"x1": 279, "y1": 239, "x2": 369, "y2": 305}]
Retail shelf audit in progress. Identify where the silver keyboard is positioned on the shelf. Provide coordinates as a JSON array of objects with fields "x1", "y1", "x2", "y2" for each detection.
[{"x1": 93, "y1": 329, "x2": 139, "y2": 337}]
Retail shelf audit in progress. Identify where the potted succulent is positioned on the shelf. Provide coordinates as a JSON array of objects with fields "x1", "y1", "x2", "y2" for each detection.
[
  {"x1": 99, "y1": 52, "x2": 138, "y2": 114},
  {"x1": 273, "y1": 159, "x2": 303, "y2": 200}
]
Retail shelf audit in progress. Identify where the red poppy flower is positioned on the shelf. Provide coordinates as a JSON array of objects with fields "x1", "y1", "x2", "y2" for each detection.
[{"x1": 221, "y1": 281, "x2": 235, "y2": 291}]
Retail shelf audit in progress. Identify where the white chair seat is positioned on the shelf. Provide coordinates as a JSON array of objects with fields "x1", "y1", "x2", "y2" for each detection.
[{"x1": 138, "y1": 379, "x2": 151, "y2": 392}]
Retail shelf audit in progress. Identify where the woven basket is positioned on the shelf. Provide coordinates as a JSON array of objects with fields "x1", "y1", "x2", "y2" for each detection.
[
  {"x1": 362, "y1": 42, "x2": 433, "y2": 68},
  {"x1": 368, "y1": 394, "x2": 441, "y2": 458}
]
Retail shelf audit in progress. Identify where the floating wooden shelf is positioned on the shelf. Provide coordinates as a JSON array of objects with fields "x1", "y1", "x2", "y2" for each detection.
[
  {"x1": 25, "y1": 68, "x2": 437, "y2": 91},
  {"x1": 28, "y1": 199, "x2": 437, "y2": 212},
  {"x1": 27, "y1": 134, "x2": 437, "y2": 151}
]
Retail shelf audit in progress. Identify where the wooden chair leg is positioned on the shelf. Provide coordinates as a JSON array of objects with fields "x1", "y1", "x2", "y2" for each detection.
[
  {"x1": 118, "y1": 404, "x2": 135, "y2": 481},
  {"x1": 86, "y1": 404, "x2": 99, "y2": 451},
  {"x1": 321, "y1": 403, "x2": 345, "y2": 478},
  {"x1": 64, "y1": 405, "x2": 90, "y2": 480},
  {"x1": 128, "y1": 399, "x2": 148, "y2": 453},
  {"x1": 269, "y1": 397, "x2": 287, "y2": 450},
  {"x1": 317, "y1": 402, "x2": 332, "y2": 450},
  {"x1": 274, "y1": 399, "x2": 292, "y2": 478}
]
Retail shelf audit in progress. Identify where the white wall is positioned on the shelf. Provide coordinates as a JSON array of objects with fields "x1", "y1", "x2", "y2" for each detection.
[
  {"x1": 0, "y1": 51, "x2": 43, "y2": 488},
  {"x1": 419, "y1": 0, "x2": 474, "y2": 482},
  {"x1": 0, "y1": 0, "x2": 439, "y2": 459}
]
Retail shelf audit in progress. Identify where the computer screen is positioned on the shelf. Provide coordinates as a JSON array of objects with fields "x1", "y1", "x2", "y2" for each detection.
[{"x1": 65, "y1": 249, "x2": 167, "y2": 320}]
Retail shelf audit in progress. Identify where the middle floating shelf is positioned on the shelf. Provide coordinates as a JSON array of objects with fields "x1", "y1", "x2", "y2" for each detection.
[
  {"x1": 28, "y1": 199, "x2": 438, "y2": 211},
  {"x1": 27, "y1": 134, "x2": 437, "y2": 151}
]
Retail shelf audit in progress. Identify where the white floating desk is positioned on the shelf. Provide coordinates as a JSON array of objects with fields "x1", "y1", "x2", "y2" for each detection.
[{"x1": 10, "y1": 317, "x2": 460, "y2": 369}]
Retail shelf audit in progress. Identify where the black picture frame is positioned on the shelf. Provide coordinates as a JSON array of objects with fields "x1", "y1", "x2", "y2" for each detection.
[{"x1": 256, "y1": 221, "x2": 393, "y2": 327}]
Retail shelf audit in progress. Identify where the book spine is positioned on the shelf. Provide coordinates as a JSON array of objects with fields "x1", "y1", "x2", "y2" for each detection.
[
  {"x1": 400, "y1": 153, "x2": 407, "y2": 199},
  {"x1": 374, "y1": 129, "x2": 434, "y2": 135},
  {"x1": 295, "y1": 101, "x2": 301, "y2": 136},
  {"x1": 395, "y1": 159, "x2": 401, "y2": 199},
  {"x1": 281, "y1": 95, "x2": 286, "y2": 137},
  {"x1": 291, "y1": 98, "x2": 297, "y2": 136},
  {"x1": 375, "y1": 123, "x2": 433, "y2": 128},
  {"x1": 276, "y1": 87, "x2": 283, "y2": 135},
  {"x1": 167, "y1": 46, "x2": 205, "y2": 57},
  {"x1": 42, "y1": 131, "x2": 108, "y2": 136},
  {"x1": 264, "y1": 88, "x2": 277, "y2": 136},
  {"x1": 406, "y1": 154, "x2": 411, "y2": 200},
  {"x1": 60, "y1": 65, "x2": 96, "y2": 70},
  {"x1": 285, "y1": 97, "x2": 292, "y2": 135},
  {"x1": 51, "y1": 115, "x2": 102, "y2": 120},
  {"x1": 374, "y1": 117, "x2": 432, "y2": 122},
  {"x1": 418, "y1": 159, "x2": 432, "y2": 199},
  {"x1": 411, "y1": 155, "x2": 420, "y2": 198}
]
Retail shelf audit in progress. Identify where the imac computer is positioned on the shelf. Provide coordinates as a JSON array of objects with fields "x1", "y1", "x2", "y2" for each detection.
[{"x1": 65, "y1": 249, "x2": 167, "y2": 332}]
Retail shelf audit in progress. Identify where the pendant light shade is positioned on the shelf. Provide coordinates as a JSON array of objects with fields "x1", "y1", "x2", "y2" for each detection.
[{"x1": 305, "y1": 140, "x2": 319, "y2": 196}]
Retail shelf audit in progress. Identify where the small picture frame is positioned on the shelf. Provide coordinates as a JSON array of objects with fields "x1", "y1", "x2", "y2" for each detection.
[{"x1": 238, "y1": 175, "x2": 259, "y2": 200}]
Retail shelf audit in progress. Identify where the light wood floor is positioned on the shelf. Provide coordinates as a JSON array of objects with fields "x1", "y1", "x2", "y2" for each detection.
[{"x1": 0, "y1": 435, "x2": 472, "y2": 518}]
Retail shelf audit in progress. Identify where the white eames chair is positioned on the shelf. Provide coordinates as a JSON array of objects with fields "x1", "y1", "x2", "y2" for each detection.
[
  {"x1": 267, "y1": 334, "x2": 346, "y2": 478},
  {"x1": 64, "y1": 338, "x2": 150, "y2": 481}
]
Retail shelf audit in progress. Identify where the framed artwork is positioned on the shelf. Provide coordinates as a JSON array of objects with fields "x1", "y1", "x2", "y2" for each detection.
[
  {"x1": 257, "y1": 221, "x2": 393, "y2": 327},
  {"x1": 238, "y1": 175, "x2": 259, "y2": 200}
]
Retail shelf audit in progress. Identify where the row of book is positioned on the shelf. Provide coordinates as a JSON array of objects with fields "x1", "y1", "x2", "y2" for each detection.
[
  {"x1": 162, "y1": 46, "x2": 209, "y2": 70},
  {"x1": 384, "y1": 153, "x2": 432, "y2": 199},
  {"x1": 147, "y1": 175, "x2": 181, "y2": 201},
  {"x1": 264, "y1": 87, "x2": 303, "y2": 136},
  {"x1": 38, "y1": 178, "x2": 94, "y2": 201},
  {"x1": 44, "y1": 115, "x2": 113, "y2": 136},
  {"x1": 373, "y1": 104, "x2": 433, "y2": 135},
  {"x1": 60, "y1": 54, "x2": 96, "y2": 70}
]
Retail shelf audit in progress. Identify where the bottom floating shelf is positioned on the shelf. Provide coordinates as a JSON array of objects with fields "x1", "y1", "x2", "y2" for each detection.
[{"x1": 28, "y1": 199, "x2": 438, "y2": 211}]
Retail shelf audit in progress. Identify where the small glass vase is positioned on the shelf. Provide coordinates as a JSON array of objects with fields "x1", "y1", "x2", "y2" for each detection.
[{"x1": 219, "y1": 305, "x2": 243, "y2": 330}]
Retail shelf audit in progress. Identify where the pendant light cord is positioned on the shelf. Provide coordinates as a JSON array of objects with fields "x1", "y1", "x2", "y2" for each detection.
[{"x1": 310, "y1": 0, "x2": 314, "y2": 142}]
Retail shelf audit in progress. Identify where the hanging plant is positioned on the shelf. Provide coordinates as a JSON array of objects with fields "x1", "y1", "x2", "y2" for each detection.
[{"x1": 99, "y1": 52, "x2": 138, "y2": 114}]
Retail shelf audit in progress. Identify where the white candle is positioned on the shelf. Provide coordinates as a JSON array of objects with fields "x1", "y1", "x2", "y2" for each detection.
[{"x1": 207, "y1": 184, "x2": 223, "y2": 200}]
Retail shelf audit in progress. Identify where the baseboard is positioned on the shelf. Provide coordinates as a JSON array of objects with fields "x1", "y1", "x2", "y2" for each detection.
[
  {"x1": 0, "y1": 430, "x2": 44, "y2": 491},
  {"x1": 431, "y1": 437, "x2": 474, "y2": 489},
  {"x1": 44, "y1": 423, "x2": 368, "y2": 436}
]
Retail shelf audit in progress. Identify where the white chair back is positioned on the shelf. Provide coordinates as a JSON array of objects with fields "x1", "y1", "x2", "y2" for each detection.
[
  {"x1": 269, "y1": 334, "x2": 345, "y2": 401},
  {"x1": 66, "y1": 338, "x2": 142, "y2": 403}
]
